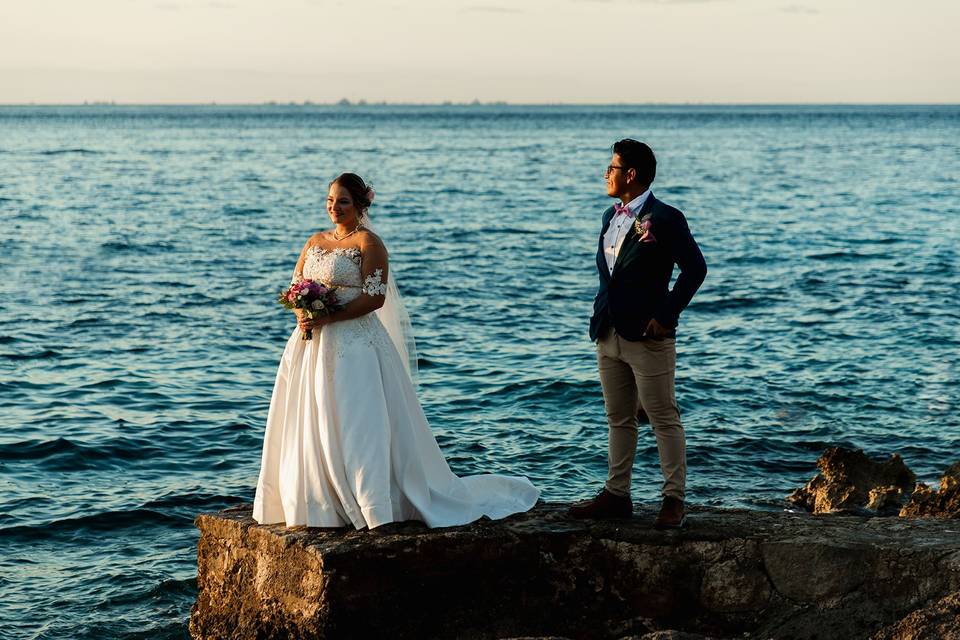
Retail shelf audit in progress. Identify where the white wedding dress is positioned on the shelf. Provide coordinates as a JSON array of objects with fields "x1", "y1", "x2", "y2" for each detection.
[{"x1": 253, "y1": 246, "x2": 540, "y2": 529}]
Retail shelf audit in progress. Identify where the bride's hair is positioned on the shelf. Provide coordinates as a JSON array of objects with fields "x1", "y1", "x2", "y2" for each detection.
[{"x1": 330, "y1": 173, "x2": 374, "y2": 214}]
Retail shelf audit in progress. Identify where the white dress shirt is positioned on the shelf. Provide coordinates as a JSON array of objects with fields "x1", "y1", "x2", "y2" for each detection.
[{"x1": 602, "y1": 189, "x2": 650, "y2": 275}]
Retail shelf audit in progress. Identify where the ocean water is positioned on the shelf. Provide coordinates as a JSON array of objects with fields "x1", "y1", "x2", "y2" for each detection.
[{"x1": 1, "y1": 104, "x2": 958, "y2": 638}]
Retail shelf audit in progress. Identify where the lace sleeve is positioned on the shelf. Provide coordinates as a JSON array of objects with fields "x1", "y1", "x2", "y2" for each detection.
[
  {"x1": 291, "y1": 270, "x2": 303, "y2": 285},
  {"x1": 358, "y1": 219, "x2": 418, "y2": 383},
  {"x1": 361, "y1": 268, "x2": 388, "y2": 296}
]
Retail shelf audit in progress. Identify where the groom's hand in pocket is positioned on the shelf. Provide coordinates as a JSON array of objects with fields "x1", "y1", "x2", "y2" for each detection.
[{"x1": 644, "y1": 318, "x2": 671, "y2": 339}]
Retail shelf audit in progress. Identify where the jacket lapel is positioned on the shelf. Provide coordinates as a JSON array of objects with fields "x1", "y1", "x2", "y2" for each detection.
[
  {"x1": 597, "y1": 205, "x2": 616, "y2": 282},
  {"x1": 612, "y1": 192, "x2": 656, "y2": 276}
]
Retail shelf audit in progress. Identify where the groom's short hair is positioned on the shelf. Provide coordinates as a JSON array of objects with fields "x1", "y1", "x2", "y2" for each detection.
[{"x1": 612, "y1": 139, "x2": 656, "y2": 187}]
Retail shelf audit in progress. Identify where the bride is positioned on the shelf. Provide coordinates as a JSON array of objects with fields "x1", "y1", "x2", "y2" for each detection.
[{"x1": 253, "y1": 173, "x2": 540, "y2": 529}]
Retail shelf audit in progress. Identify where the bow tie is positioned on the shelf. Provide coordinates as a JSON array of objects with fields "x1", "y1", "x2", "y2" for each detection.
[{"x1": 614, "y1": 203, "x2": 635, "y2": 218}]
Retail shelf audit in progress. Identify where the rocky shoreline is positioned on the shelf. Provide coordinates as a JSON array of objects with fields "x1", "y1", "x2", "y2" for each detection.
[
  {"x1": 190, "y1": 504, "x2": 960, "y2": 637},
  {"x1": 190, "y1": 450, "x2": 960, "y2": 639},
  {"x1": 787, "y1": 448, "x2": 960, "y2": 518}
]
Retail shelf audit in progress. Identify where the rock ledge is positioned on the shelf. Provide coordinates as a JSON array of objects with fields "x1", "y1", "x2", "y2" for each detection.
[{"x1": 190, "y1": 503, "x2": 960, "y2": 640}]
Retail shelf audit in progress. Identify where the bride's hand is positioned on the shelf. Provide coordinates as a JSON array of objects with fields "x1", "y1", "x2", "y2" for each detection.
[
  {"x1": 311, "y1": 315, "x2": 333, "y2": 330},
  {"x1": 297, "y1": 313, "x2": 331, "y2": 333},
  {"x1": 294, "y1": 309, "x2": 310, "y2": 332},
  {"x1": 296, "y1": 312, "x2": 312, "y2": 333}
]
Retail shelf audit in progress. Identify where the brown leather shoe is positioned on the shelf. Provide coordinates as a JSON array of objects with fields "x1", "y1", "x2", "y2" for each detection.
[
  {"x1": 568, "y1": 488, "x2": 633, "y2": 519},
  {"x1": 653, "y1": 496, "x2": 687, "y2": 529}
]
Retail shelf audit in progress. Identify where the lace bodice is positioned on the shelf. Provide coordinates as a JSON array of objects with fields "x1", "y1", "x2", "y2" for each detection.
[
  {"x1": 287, "y1": 241, "x2": 414, "y2": 385},
  {"x1": 294, "y1": 245, "x2": 395, "y2": 374},
  {"x1": 300, "y1": 246, "x2": 363, "y2": 305}
]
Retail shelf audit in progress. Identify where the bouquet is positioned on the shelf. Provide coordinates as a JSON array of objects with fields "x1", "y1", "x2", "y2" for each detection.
[{"x1": 278, "y1": 279, "x2": 339, "y2": 340}]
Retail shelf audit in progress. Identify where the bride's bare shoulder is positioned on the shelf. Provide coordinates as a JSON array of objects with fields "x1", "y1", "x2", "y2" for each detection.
[{"x1": 358, "y1": 229, "x2": 386, "y2": 251}]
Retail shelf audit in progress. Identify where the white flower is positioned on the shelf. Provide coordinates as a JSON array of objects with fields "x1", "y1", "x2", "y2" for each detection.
[
  {"x1": 362, "y1": 269, "x2": 387, "y2": 296},
  {"x1": 311, "y1": 300, "x2": 324, "y2": 310}
]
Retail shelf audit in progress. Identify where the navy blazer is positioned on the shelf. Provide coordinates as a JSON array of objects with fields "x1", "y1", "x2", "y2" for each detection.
[{"x1": 589, "y1": 192, "x2": 707, "y2": 342}]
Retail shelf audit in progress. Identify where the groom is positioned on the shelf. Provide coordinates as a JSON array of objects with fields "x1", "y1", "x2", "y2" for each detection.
[{"x1": 570, "y1": 139, "x2": 707, "y2": 529}]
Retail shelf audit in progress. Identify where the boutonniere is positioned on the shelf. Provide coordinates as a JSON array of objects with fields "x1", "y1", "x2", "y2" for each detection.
[{"x1": 634, "y1": 214, "x2": 657, "y2": 243}]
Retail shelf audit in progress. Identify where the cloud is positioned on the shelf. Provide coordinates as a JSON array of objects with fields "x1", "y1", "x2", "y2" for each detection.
[
  {"x1": 572, "y1": 0, "x2": 727, "y2": 4},
  {"x1": 780, "y1": 4, "x2": 819, "y2": 14},
  {"x1": 154, "y1": 1, "x2": 235, "y2": 9},
  {"x1": 461, "y1": 5, "x2": 524, "y2": 12}
]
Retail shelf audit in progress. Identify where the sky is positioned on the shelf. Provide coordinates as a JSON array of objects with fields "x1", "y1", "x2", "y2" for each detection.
[{"x1": 1, "y1": 0, "x2": 958, "y2": 104}]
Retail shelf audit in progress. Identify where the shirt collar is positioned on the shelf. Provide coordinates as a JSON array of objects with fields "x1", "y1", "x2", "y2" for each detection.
[{"x1": 621, "y1": 188, "x2": 651, "y2": 215}]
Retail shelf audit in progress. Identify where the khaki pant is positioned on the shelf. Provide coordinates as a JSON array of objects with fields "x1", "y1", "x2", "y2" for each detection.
[{"x1": 597, "y1": 329, "x2": 686, "y2": 500}]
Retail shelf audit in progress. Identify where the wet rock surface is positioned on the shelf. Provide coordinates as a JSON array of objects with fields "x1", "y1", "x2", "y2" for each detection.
[
  {"x1": 787, "y1": 447, "x2": 915, "y2": 514},
  {"x1": 900, "y1": 462, "x2": 960, "y2": 518},
  {"x1": 190, "y1": 502, "x2": 960, "y2": 640}
]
